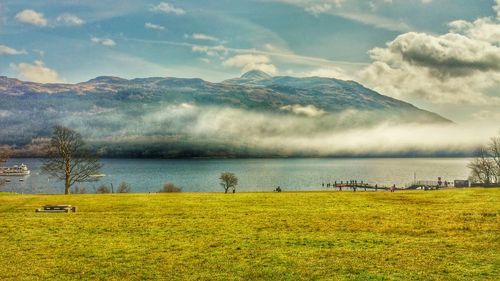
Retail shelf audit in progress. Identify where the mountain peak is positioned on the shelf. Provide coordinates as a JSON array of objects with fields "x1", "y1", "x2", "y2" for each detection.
[
  {"x1": 85, "y1": 76, "x2": 128, "y2": 84},
  {"x1": 240, "y1": 70, "x2": 272, "y2": 80}
]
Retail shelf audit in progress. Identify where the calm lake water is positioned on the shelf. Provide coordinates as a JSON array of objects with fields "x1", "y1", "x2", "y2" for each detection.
[{"x1": 1, "y1": 158, "x2": 472, "y2": 194}]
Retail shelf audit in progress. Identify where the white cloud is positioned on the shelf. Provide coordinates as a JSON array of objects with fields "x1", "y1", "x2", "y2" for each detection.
[
  {"x1": 421, "y1": 0, "x2": 432, "y2": 4},
  {"x1": 145, "y1": 22, "x2": 165, "y2": 30},
  {"x1": 91, "y1": 37, "x2": 116, "y2": 46},
  {"x1": 280, "y1": 104, "x2": 326, "y2": 117},
  {"x1": 15, "y1": 9, "x2": 47, "y2": 26},
  {"x1": 10, "y1": 60, "x2": 62, "y2": 83},
  {"x1": 185, "y1": 33, "x2": 220, "y2": 42},
  {"x1": 150, "y1": 2, "x2": 185, "y2": 15},
  {"x1": 290, "y1": 67, "x2": 353, "y2": 80},
  {"x1": 0, "y1": 44, "x2": 26, "y2": 55},
  {"x1": 56, "y1": 14, "x2": 84, "y2": 26},
  {"x1": 449, "y1": 18, "x2": 500, "y2": 44},
  {"x1": 305, "y1": 3, "x2": 333, "y2": 16},
  {"x1": 360, "y1": 33, "x2": 500, "y2": 105},
  {"x1": 359, "y1": 1, "x2": 500, "y2": 106},
  {"x1": 223, "y1": 54, "x2": 278, "y2": 75},
  {"x1": 191, "y1": 44, "x2": 227, "y2": 57}
]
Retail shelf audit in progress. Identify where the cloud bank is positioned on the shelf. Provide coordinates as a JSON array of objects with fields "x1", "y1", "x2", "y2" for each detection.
[
  {"x1": 48, "y1": 103, "x2": 496, "y2": 157},
  {"x1": 360, "y1": 1, "x2": 500, "y2": 105}
]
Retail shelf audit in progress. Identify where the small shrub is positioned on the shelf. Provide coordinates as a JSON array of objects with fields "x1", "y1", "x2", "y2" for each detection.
[
  {"x1": 96, "y1": 185, "x2": 111, "y2": 194},
  {"x1": 160, "y1": 182, "x2": 182, "y2": 193},
  {"x1": 117, "y1": 182, "x2": 132, "y2": 193}
]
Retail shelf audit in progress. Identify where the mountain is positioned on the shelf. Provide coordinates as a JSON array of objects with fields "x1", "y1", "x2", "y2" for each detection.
[{"x1": 0, "y1": 72, "x2": 452, "y2": 157}]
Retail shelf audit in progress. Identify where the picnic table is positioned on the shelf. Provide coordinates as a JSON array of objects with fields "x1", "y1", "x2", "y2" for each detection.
[{"x1": 35, "y1": 205, "x2": 77, "y2": 213}]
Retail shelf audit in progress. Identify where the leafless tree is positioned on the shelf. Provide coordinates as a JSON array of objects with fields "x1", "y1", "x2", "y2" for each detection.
[
  {"x1": 117, "y1": 182, "x2": 132, "y2": 193},
  {"x1": 96, "y1": 185, "x2": 111, "y2": 194},
  {"x1": 489, "y1": 136, "x2": 500, "y2": 175},
  {"x1": 159, "y1": 182, "x2": 182, "y2": 193},
  {"x1": 468, "y1": 133, "x2": 500, "y2": 184},
  {"x1": 220, "y1": 172, "x2": 238, "y2": 193},
  {"x1": 42, "y1": 126, "x2": 102, "y2": 194}
]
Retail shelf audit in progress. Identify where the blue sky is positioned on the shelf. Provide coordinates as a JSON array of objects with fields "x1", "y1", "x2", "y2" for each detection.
[{"x1": 0, "y1": 0, "x2": 499, "y2": 123}]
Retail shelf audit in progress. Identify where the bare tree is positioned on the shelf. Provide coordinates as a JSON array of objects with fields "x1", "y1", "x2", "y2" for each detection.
[
  {"x1": 468, "y1": 133, "x2": 500, "y2": 184},
  {"x1": 96, "y1": 185, "x2": 111, "y2": 194},
  {"x1": 220, "y1": 172, "x2": 238, "y2": 193},
  {"x1": 42, "y1": 126, "x2": 102, "y2": 194},
  {"x1": 159, "y1": 182, "x2": 182, "y2": 193},
  {"x1": 489, "y1": 136, "x2": 500, "y2": 177},
  {"x1": 117, "y1": 182, "x2": 132, "y2": 193}
]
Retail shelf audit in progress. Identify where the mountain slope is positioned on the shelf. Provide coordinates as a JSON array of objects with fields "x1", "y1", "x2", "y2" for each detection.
[{"x1": 0, "y1": 72, "x2": 452, "y2": 157}]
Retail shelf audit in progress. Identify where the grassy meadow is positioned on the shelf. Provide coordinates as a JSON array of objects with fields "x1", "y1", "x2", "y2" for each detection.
[{"x1": 0, "y1": 189, "x2": 498, "y2": 280}]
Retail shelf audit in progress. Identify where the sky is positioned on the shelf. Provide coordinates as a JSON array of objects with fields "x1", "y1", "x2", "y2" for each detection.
[{"x1": 0, "y1": 0, "x2": 499, "y2": 125}]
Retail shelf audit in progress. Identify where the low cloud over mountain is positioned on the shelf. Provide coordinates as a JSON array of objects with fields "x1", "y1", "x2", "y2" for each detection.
[{"x1": 0, "y1": 71, "x2": 490, "y2": 157}]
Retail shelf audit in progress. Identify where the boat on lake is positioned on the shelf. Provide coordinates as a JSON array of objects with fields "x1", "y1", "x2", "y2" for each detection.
[{"x1": 0, "y1": 164, "x2": 31, "y2": 176}]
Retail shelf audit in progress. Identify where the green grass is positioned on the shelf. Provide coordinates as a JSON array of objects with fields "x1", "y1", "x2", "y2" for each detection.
[{"x1": 0, "y1": 189, "x2": 498, "y2": 280}]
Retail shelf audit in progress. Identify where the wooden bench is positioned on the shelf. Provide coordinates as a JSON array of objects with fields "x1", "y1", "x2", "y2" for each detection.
[{"x1": 35, "y1": 205, "x2": 77, "y2": 213}]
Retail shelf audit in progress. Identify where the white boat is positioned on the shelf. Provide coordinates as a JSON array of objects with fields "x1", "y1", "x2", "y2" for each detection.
[{"x1": 0, "y1": 164, "x2": 31, "y2": 176}]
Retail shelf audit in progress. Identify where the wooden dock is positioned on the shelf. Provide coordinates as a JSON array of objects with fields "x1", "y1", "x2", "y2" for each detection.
[{"x1": 322, "y1": 181, "x2": 398, "y2": 191}]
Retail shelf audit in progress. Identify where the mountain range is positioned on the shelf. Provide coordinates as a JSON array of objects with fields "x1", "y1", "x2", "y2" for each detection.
[{"x1": 0, "y1": 70, "x2": 452, "y2": 157}]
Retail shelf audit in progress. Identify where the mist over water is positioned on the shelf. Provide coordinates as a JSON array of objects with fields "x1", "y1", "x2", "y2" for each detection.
[{"x1": 60, "y1": 104, "x2": 497, "y2": 157}]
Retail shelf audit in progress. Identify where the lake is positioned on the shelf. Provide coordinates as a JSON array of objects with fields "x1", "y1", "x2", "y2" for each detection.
[{"x1": 1, "y1": 158, "x2": 472, "y2": 194}]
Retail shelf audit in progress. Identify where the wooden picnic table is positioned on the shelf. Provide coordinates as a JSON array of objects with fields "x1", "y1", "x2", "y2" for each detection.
[{"x1": 35, "y1": 205, "x2": 77, "y2": 213}]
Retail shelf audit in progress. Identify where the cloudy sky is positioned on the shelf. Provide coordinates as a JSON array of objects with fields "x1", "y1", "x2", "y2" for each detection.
[{"x1": 0, "y1": 0, "x2": 499, "y2": 124}]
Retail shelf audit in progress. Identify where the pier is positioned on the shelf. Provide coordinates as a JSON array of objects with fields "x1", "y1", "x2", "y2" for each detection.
[{"x1": 322, "y1": 180, "x2": 397, "y2": 191}]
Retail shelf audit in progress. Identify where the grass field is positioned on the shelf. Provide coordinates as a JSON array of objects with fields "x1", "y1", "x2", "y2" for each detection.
[{"x1": 0, "y1": 189, "x2": 498, "y2": 280}]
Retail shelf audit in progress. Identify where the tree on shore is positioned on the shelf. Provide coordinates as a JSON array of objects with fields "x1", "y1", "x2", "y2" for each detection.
[
  {"x1": 159, "y1": 182, "x2": 182, "y2": 193},
  {"x1": 0, "y1": 148, "x2": 11, "y2": 163},
  {"x1": 220, "y1": 172, "x2": 238, "y2": 193},
  {"x1": 42, "y1": 126, "x2": 102, "y2": 194},
  {"x1": 468, "y1": 133, "x2": 500, "y2": 184},
  {"x1": 96, "y1": 185, "x2": 111, "y2": 194},
  {"x1": 117, "y1": 182, "x2": 132, "y2": 193}
]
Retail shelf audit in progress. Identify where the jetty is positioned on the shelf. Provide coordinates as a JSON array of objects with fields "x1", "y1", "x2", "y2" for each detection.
[{"x1": 322, "y1": 180, "x2": 395, "y2": 191}]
